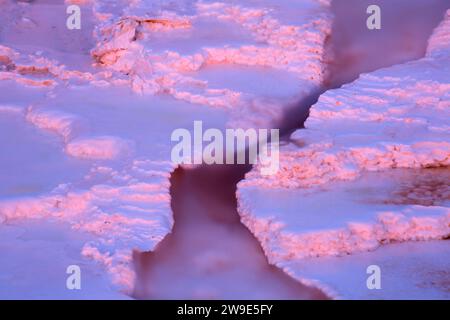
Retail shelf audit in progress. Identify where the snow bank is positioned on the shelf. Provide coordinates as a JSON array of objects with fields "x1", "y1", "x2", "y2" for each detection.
[
  {"x1": 0, "y1": 88, "x2": 177, "y2": 293},
  {"x1": 91, "y1": 0, "x2": 332, "y2": 127},
  {"x1": 237, "y1": 9, "x2": 450, "y2": 299},
  {"x1": 1, "y1": 0, "x2": 332, "y2": 297},
  {"x1": 0, "y1": 159, "x2": 174, "y2": 290}
]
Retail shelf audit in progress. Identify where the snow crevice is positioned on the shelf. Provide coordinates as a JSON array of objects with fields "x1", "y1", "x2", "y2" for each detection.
[{"x1": 236, "y1": 7, "x2": 450, "y2": 299}]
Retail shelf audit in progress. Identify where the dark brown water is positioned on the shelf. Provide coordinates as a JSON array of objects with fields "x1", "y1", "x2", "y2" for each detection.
[
  {"x1": 133, "y1": 0, "x2": 449, "y2": 299},
  {"x1": 280, "y1": 0, "x2": 448, "y2": 136},
  {"x1": 325, "y1": 0, "x2": 449, "y2": 86},
  {"x1": 133, "y1": 165, "x2": 327, "y2": 299}
]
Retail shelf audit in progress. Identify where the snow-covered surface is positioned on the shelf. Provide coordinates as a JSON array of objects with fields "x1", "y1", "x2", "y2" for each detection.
[
  {"x1": 0, "y1": 0, "x2": 332, "y2": 298},
  {"x1": 89, "y1": 0, "x2": 332, "y2": 128},
  {"x1": 238, "y1": 10, "x2": 450, "y2": 299},
  {"x1": 287, "y1": 240, "x2": 450, "y2": 299},
  {"x1": 0, "y1": 221, "x2": 129, "y2": 299}
]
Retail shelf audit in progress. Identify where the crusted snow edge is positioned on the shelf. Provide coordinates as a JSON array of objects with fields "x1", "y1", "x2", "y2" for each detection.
[
  {"x1": 0, "y1": 163, "x2": 176, "y2": 294},
  {"x1": 0, "y1": 105, "x2": 177, "y2": 295},
  {"x1": 235, "y1": 9, "x2": 450, "y2": 299},
  {"x1": 237, "y1": 188, "x2": 450, "y2": 259}
]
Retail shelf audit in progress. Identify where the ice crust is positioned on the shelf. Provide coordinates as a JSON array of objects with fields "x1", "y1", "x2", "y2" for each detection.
[
  {"x1": 237, "y1": 10, "x2": 450, "y2": 299},
  {"x1": 90, "y1": 0, "x2": 332, "y2": 127},
  {"x1": 0, "y1": 0, "x2": 332, "y2": 297}
]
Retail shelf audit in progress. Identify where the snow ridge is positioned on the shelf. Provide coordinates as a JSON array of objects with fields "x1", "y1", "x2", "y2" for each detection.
[{"x1": 90, "y1": 0, "x2": 332, "y2": 124}]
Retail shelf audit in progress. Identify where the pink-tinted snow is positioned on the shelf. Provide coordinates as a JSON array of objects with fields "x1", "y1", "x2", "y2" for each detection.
[{"x1": 0, "y1": 0, "x2": 449, "y2": 300}]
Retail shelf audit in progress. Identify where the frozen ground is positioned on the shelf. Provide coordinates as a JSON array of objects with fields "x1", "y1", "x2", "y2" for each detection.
[
  {"x1": 287, "y1": 240, "x2": 450, "y2": 299},
  {"x1": 0, "y1": 0, "x2": 331, "y2": 298},
  {"x1": 0, "y1": 0, "x2": 449, "y2": 299},
  {"x1": 238, "y1": 6, "x2": 450, "y2": 299}
]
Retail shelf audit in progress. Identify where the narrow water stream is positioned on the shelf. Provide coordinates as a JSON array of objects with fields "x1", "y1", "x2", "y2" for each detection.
[
  {"x1": 134, "y1": 165, "x2": 326, "y2": 299},
  {"x1": 133, "y1": 0, "x2": 448, "y2": 299}
]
